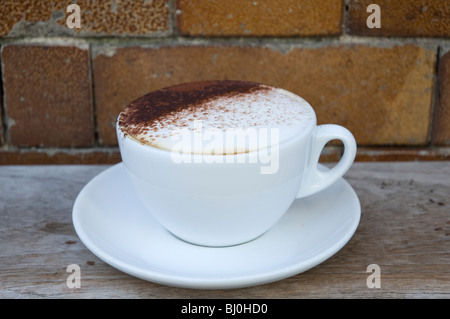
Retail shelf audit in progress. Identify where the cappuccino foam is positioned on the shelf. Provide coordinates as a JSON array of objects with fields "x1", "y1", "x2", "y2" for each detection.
[{"x1": 118, "y1": 81, "x2": 315, "y2": 155}]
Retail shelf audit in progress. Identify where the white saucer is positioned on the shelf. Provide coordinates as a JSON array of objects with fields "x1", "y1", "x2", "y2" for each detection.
[{"x1": 72, "y1": 163, "x2": 360, "y2": 289}]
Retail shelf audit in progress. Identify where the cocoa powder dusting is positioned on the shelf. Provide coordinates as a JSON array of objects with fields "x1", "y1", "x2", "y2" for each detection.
[{"x1": 119, "y1": 80, "x2": 268, "y2": 136}]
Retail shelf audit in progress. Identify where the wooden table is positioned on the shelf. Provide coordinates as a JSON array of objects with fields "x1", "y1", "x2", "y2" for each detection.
[{"x1": 1, "y1": 162, "x2": 449, "y2": 299}]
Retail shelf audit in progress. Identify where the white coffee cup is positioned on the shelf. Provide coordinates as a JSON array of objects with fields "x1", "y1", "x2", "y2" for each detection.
[{"x1": 117, "y1": 85, "x2": 356, "y2": 247}]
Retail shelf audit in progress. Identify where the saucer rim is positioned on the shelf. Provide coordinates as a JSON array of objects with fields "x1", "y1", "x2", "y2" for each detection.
[{"x1": 72, "y1": 163, "x2": 361, "y2": 289}]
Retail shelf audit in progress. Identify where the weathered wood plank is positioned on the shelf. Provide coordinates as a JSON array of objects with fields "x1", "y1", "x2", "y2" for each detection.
[{"x1": 0, "y1": 162, "x2": 449, "y2": 298}]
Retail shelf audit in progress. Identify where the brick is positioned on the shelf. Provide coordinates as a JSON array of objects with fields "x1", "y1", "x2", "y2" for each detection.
[
  {"x1": 347, "y1": 0, "x2": 450, "y2": 37},
  {"x1": 176, "y1": 0, "x2": 343, "y2": 37},
  {"x1": 2, "y1": 44, "x2": 94, "y2": 147},
  {"x1": 0, "y1": 82, "x2": 3, "y2": 145},
  {"x1": 431, "y1": 50, "x2": 450, "y2": 145},
  {"x1": 0, "y1": 0, "x2": 170, "y2": 37},
  {"x1": 93, "y1": 43, "x2": 435, "y2": 146},
  {"x1": 355, "y1": 147, "x2": 450, "y2": 162},
  {"x1": 0, "y1": 148, "x2": 121, "y2": 165}
]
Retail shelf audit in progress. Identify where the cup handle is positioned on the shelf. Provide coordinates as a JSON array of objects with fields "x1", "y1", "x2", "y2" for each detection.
[{"x1": 296, "y1": 124, "x2": 357, "y2": 198}]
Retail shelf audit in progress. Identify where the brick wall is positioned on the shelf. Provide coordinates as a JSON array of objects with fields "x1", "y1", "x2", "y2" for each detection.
[{"x1": 0, "y1": 0, "x2": 449, "y2": 164}]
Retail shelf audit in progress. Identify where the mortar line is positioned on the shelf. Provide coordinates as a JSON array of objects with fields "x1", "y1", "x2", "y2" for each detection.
[
  {"x1": 428, "y1": 45, "x2": 441, "y2": 145},
  {"x1": 87, "y1": 42, "x2": 100, "y2": 147},
  {"x1": 1, "y1": 35, "x2": 449, "y2": 48},
  {"x1": 0, "y1": 144, "x2": 448, "y2": 153},
  {"x1": 168, "y1": 0, "x2": 177, "y2": 37},
  {"x1": 343, "y1": 0, "x2": 350, "y2": 35},
  {"x1": 0, "y1": 46, "x2": 9, "y2": 147}
]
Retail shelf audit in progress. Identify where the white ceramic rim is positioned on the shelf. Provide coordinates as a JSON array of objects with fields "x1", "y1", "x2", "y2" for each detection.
[{"x1": 116, "y1": 87, "x2": 317, "y2": 159}]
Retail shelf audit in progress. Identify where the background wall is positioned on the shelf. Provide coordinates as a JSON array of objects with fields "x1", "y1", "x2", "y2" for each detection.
[{"x1": 0, "y1": 0, "x2": 449, "y2": 164}]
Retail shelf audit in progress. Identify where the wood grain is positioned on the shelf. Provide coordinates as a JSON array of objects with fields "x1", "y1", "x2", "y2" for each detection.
[{"x1": 0, "y1": 162, "x2": 449, "y2": 298}]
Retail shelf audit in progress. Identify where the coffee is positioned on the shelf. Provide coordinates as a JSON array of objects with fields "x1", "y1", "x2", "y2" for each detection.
[{"x1": 118, "y1": 80, "x2": 315, "y2": 155}]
